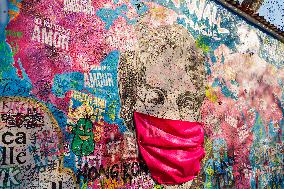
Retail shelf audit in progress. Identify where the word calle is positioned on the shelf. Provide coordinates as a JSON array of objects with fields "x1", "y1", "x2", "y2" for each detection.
[{"x1": 1, "y1": 132, "x2": 27, "y2": 165}]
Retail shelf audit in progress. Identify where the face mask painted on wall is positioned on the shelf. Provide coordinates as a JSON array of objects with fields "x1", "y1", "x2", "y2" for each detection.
[
  {"x1": 70, "y1": 118, "x2": 95, "y2": 156},
  {"x1": 134, "y1": 111, "x2": 205, "y2": 185}
]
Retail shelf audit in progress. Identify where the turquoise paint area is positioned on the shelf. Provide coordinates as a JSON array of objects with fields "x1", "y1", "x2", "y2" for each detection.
[
  {"x1": 212, "y1": 78, "x2": 238, "y2": 100},
  {"x1": 96, "y1": 5, "x2": 134, "y2": 30},
  {"x1": 52, "y1": 72, "x2": 85, "y2": 98},
  {"x1": 96, "y1": 0, "x2": 148, "y2": 30},
  {"x1": 130, "y1": 0, "x2": 149, "y2": 15},
  {"x1": 249, "y1": 112, "x2": 284, "y2": 188}
]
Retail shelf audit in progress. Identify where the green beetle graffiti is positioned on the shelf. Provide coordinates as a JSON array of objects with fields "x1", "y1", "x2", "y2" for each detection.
[{"x1": 70, "y1": 118, "x2": 95, "y2": 156}]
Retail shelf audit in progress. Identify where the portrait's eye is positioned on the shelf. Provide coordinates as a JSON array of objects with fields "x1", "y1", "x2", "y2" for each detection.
[
  {"x1": 177, "y1": 93, "x2": 195, "y2": 109},
  {"x1": 146, "y1": 89, "x2": 165, "y2": 105},
  {"x1": 79, "y1": 125, "x2": 84, "y2": 131},
  {"x1": 182, "y1": 98, "x2": 194, "y2": 109}
]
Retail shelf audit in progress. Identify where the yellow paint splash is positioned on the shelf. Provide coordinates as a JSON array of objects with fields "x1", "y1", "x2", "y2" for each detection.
[{"x1": 205, "y1": 86, "x2": 218, "y2": 103}]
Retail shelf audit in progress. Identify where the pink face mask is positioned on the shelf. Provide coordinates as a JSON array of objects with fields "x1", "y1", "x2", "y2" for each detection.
[{"x1": 134, "y1": 112, "x2": 205, "y2": 185}]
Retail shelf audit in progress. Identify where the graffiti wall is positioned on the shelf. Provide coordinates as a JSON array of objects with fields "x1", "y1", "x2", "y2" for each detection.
[{"x1": 0, "y1": 0, "x2": 283, "y2": 188}]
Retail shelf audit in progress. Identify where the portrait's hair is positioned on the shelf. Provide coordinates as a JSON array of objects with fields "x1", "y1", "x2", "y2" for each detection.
[{"x1": 118, "y1": 23, "x2": 206, "y2": 131}]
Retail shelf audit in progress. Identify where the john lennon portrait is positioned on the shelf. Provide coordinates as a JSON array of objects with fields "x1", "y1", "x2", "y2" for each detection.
[{"x1": 118, "y1": 22, "x2": 207, "y2": 188}]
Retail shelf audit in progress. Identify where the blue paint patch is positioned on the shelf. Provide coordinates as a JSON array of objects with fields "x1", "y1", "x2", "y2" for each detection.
[
  {"x1": 205, "y1": 62, "x2": 211, "y2": 75},
  {"x1": 212, "y1": 78, "x2": 238, "y2": 100},
  {"x1": 47, "y1": 102, "x2": 68, "y2": 130},
  {"x1": 130, "y1": 0, "x2": 148, "y2": 15},
  {"x1": 71, "y1": 98, "x2": 82, "y2": 109},
  {"x1": 249, "y1": 112, "x2": 284, "y2": 188},
  {"x1": 52, "y1": 72, "x2": 84, "y2": 98},
  {"x1": 0, "y1": 42, "x2": 32, "y2": 97},
  {"x1": 96, "y1": 4, "x2": 136, "y2": 30}
]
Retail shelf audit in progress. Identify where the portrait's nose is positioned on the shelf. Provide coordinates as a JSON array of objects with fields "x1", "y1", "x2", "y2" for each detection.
[
  {"x1": 162, "y1": 108, "x2": 180, "y2": 120},
  {"x1": 161, "y1": 92, "x2": 181, "y2": 120}
]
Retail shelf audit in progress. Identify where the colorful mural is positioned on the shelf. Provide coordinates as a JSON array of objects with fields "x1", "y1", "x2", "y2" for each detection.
[{"x1": 0, "y1": 0, "x2": 283, "y2": 188}]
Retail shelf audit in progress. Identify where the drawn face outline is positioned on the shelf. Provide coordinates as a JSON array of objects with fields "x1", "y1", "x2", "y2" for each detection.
[
  {"x1": 75, "y1": 118, "x2": 93, "y2": 140},
  {"x1": 71, "y1": 118, "x2": 95, "y2": 156}
]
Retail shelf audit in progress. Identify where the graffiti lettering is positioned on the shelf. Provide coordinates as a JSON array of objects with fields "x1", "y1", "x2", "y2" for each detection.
[
  {"x1": 77, "y1": 161, "x2": 149, "y2": 183},
  {"x1": 31, "y1": 18, "x2": 70, "y2": 51},
  {"x1": 72, "y1": 91, "x2": 106, "y2": 109},
  {"x1": 0, "y1": 167, "x2": 20, "y2": 188},
  {"x1": 63, "y1": 0, "x2": 95, "y2": 15},
  {"x1": 1, "y1": 108, "x2": 44, "y2": 129},
  {"x1": 84, "y1": 73, "x2": 114, "y2": 88},
  {"x1": 1, "y1": 146, "x2": 26, "y2": 165}
]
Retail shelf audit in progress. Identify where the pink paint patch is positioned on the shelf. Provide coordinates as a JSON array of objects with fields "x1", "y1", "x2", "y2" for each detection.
[{"x1": 5, "y1": 0, "x2": 113, "y2": 106}]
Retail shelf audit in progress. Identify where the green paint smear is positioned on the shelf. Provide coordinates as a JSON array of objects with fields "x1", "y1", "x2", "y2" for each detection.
[{"x1": 196, "y1": 36, "x2": 211, "y2": 53}]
